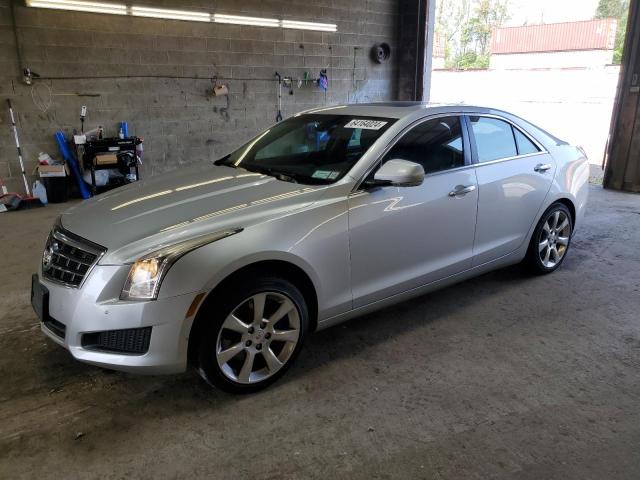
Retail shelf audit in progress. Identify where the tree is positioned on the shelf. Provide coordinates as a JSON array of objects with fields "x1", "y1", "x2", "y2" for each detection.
[
  {"x1": 462, "y1": 0, "x2": 509, "y2": 56},
  {"x1": 441, "y1": 0, "x2": 509, "y2": 69},
  {"x1": 435, "y1": 0, "x2": 470, "y2": 62},
  {"x1": 595, "y1": 0, "x2": 628, "y2": 18},
  {"x1": 595, "y1": 0, "x2": 630, "y2": 64}
]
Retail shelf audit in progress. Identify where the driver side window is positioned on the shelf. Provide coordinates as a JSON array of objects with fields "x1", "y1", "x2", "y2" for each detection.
[{"x1": 381, "y1": 116, "x2": 465, "y2": 175}]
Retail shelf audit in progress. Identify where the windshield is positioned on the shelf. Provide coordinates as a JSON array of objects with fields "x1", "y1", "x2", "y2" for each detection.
[{"x1": 215, "y1": 114, "x2": 396, "y2": 184}]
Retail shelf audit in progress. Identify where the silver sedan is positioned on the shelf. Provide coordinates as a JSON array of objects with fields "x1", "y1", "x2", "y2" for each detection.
[{"x1": 31, "y1": 103, "x2": 589, "y2": 392}]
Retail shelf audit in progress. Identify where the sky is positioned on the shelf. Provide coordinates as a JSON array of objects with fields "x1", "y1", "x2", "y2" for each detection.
[{"x1": 504, "y1": 0, "x2": 601, "y2": 26}]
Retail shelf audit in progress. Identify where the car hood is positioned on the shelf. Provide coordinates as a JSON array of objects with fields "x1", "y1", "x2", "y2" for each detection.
[{"x1": 61, "y1": 163, "x2": 324, "y2": 264}]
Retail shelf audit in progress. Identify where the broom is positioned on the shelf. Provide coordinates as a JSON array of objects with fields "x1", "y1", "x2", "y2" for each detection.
[{"x1": 6, "y1": 99, "x2": 43, "y2": 209}]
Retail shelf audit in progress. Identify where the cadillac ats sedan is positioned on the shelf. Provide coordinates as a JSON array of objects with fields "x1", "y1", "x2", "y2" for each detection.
[{"x1": 31, "y1": 103, "x2": 589, "y2": 392}]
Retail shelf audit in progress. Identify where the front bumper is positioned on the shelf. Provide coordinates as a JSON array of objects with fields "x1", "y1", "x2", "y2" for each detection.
[{"x1": 33, "y1": 265, "x2": 198, "y2": 375}]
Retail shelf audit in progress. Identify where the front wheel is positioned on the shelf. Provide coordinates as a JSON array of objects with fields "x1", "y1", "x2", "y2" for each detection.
[
  {"x1": 525, "y1": 202, "x2": 573, "y2": 274},
  {"x1": 196, "y1": 276, "x2": 308, "y2": 393}
]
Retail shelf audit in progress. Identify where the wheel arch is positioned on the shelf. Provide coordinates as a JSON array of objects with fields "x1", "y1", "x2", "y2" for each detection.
[
  {"x1": 187, "y1": 259, "x2": 319, "y2": 365},
  {"x1": 554, "y1": 197, "x2": 576, "y2": 227},
  {"x1": 521, "y1": 194, "x2": 577, "y2": 260}
]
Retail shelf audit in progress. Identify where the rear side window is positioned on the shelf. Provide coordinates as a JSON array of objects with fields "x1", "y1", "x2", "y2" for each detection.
[
  {"x1": 469, "y1": 117, "x2": 517, "y2": 162},
  {"x1": 382, "y1": 116, "x2": 465, "y2": 174},
  {"x1": 513, "y1": 128, "x2": 540, "y2": 155}
]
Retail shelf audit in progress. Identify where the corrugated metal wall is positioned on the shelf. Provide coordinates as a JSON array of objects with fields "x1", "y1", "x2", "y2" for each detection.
[{"x1": 491, "y1": 18, "x2": 617, "y2": 54}]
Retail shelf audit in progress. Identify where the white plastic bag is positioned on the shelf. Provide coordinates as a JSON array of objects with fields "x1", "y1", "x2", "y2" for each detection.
[
  {"x1": 82, "y1": 169, "x2": 109, "y2": 187},
  {"x1": 32, "y1": 180, "x2": 48, "y2": 204}
]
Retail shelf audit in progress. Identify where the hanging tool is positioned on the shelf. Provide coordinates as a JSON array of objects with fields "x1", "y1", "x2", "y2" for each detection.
[
  {"x1": 7, "y1": 100, "x2": 30, "y2": 196},
  {"x1": 318, "y1": 69, "x2": 328, "y2": 91},
  {"x1": 80, "y1": 105, "x2": 87, "y2": 133},
  {"x1": 7, "y1": 99, "x2": 30, "y2": 196},
  {"x1": 282, "y1": 76, "x2": 294, "y2": 95},
  {"x1": 5, "y1": 99, "x2": 44, "y2": 208},
  {"x1": 275, "y1": 72, "x2": 283, "y2": 122}
]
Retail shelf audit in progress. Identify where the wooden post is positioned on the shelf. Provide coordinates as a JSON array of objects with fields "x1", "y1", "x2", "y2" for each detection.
[{"x1": 604, "y1": 0, "x2": 640, "y2": 192}]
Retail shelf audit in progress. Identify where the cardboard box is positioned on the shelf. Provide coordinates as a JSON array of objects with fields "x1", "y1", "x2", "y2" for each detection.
[
  {"x1": 38, "y1": 164, "x2": 67, "y2": 177},
  {"x1": 95, "y1": 154, "x2": 118, "y2": 166}
]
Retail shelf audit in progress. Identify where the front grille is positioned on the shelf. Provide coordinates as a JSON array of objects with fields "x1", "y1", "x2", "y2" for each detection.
[
  {"x1": 81, "y1": 327, "x2": 152, "y2": 355},
  {"x1": 42, "y1": 227, "x2": 105, "y2": 287},
  {"x1": 43, "y1": 317, "x2": 66, "y2": 339}
]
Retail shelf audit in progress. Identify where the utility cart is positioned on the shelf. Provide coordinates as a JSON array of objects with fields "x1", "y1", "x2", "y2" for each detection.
[{"x1": 81, "y1": 137, "x2": 143, "y2": 195}]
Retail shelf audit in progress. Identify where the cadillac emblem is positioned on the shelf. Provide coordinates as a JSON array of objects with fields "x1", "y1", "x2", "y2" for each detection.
[{"x1": 42, "y1": 239, "x2": 59, "y2": 271}]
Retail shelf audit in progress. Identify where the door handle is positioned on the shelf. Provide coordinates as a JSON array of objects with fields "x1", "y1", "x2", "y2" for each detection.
[
  {"x1": 534, "y1": 163, "x2": 552, "y2": 172},
  {"x1": 448, "y1": 185, "x2": 476, "y2": 197}
]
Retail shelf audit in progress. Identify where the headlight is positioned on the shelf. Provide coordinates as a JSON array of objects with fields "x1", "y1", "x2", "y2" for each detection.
[{"x1": 120, "y1": 228, "x2": 242, "y2": 301}]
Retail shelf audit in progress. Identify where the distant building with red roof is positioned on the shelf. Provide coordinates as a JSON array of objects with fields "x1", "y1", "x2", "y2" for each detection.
[{"x1": 490, "y1": 18, "x2": 617, "y2": 69}]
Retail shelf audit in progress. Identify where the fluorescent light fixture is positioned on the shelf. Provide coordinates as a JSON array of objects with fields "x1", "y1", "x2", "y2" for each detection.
[
  {"x1": 25, "y1": 2, "x2": 338, "y2": 32},
  {"x1": 214, "y1": 14, "x2": 279, "y2": 28},
  {"x1": 281, "y1": 20, "x2": 337, "y2": 32},
  {"x1": 131, "y1": 6, "x2": 211, "y2": 22},
  {"x1": 26, "y1": 0, "x2": 126, "y2": 15}
]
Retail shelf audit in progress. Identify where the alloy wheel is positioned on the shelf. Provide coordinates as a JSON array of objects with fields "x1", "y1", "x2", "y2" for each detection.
[
  {"x1": 538, "y1": 210, "x2": 571, "y2": 268},
  {"x1": 215, "y1": 292, "x2": 300, "y2": 384}
]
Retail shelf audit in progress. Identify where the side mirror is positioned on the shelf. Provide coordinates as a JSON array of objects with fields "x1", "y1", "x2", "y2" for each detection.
[{"x1": 372, "y1": 159, "x2": 425, "y2": 187}]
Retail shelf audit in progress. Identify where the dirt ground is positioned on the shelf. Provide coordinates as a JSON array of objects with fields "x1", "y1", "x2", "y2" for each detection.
[{"x1": 1, "y1": 184, "x2": 640, "y2": 479}]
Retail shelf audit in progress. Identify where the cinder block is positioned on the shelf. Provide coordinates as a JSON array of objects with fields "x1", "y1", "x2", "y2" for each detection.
[
  {"x1": 205, "y1": 38, "x2": 232, "y2": 52},
  {"x1": 302, "y1": 31, "x2": 323, "y2": 44},
  {"x1": 182, "y1": 37, "x2": 207, "y2": 52},
  {"x1": 304, "y1": 56, "x2": 329, "y2": 68},
  {"x1": 284, "y1": 56, "x2": 304, "y2": 68},
  {"x1": 141, "y1": 51, "x2": 169, "y2": 65},
  {"x1": 231, "y1": 39, "x2": 275, "y2": 54},
  {"x1": 123, "y1": 34, "x2": 156, "y2": 50},
  {"x1": 0, "y1": 0, "x2": 410, "y2": 186},
  {"x1": 92, "y1": 31, "x2": 125, "y2": 49},
  {"x1": 283, "y1": 30, "x2": 303, "y2": 43},
  {"x1": 155, "y1": 36, "x2": 183, "y2": 51},
  {"x1": 274, "y1": 42, "x2": 294, "y2": 56},
  {"x1": 168, "y1": 50, "x2": 218, "y2": 66},
  {"x1": 108, "y1": 48, "x2": 140, "y2": 65}
]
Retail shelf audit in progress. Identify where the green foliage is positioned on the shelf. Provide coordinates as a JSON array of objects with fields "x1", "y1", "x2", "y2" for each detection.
[
  {"x1": 613, "y1": 14, "x2": 627, "y2": 63},
  {"x1": 595, "y1": 0, "x2": 628, "y2": 18},
  {"x1": 447, "y1": 51, "x2": 490, "y2": 69},
  {"x1": 595, "y1": 0, "x2": 630, "y2": 65},
  {"x1": 462, "y1": 0, "x2": 509, "y2": 56},
  {"x1": 436, "y1": 0, "x2": 510, "y2": 70}
]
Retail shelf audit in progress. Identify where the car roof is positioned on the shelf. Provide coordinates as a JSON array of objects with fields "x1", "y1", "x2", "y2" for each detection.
[
  {"x1": 300, "y1": 101, "x2": 566, "y2": 147},
  {"x1": 301, "y1": 102, "x2": 498, "y2": 119}
]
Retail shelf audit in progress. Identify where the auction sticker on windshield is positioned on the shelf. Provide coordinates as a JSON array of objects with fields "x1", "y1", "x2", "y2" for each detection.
[
  {"x1": 311, "y1": 170, "x2": 341, "y2": 180},
  {"x1": 344, "y1": 119, "x2": 388, "y2": 130}
]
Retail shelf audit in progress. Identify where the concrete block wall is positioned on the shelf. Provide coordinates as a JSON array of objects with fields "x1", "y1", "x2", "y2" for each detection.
[{"x1": 0, "y1": 0, "x2": 422, "y2": 192}]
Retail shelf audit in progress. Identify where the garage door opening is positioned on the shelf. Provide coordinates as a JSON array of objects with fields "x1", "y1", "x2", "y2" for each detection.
[{"x1": 428, "y1": 0, "x2": 631, "y2": 184}]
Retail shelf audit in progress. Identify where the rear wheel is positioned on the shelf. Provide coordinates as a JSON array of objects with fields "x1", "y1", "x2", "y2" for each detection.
[
  {"x1": 525, "y1": 202, "x2": 573, "y2": 274},
  {"x1": 196, "y1": 276, "x2": 308, "y2": 393}
]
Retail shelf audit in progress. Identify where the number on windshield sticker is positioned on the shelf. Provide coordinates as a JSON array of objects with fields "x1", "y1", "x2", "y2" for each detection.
[{"x1": 344, "y1": 119, "x2": 388, "y2": 130}]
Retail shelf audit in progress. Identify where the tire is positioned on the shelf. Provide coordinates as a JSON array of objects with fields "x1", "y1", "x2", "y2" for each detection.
[
  {"x1": 196, "y1": 276, "x2": 308, "y2": 393},
  {"x1": 525, "y1": 202, "x2": 573, "y2": 275}
]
